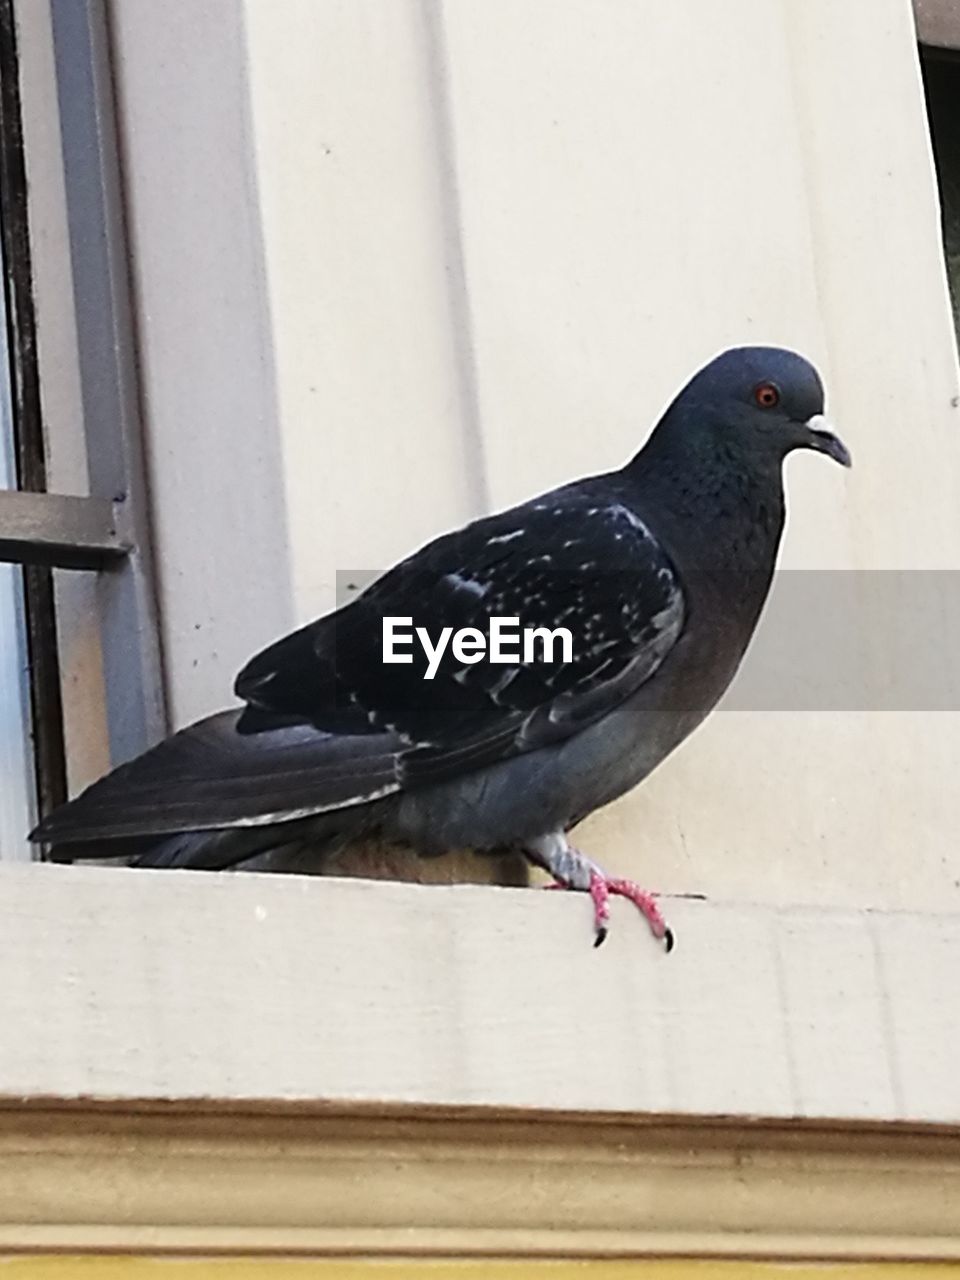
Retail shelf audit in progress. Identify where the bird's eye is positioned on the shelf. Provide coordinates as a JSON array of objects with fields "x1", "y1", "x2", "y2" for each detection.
[{"x1": 754, "y1": 382, "x2": 781, "y2": 409}]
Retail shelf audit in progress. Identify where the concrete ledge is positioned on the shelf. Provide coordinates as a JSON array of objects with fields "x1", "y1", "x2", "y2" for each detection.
[{"x1": 1, "y1": 863, "x2": 959, "y2": 1123}]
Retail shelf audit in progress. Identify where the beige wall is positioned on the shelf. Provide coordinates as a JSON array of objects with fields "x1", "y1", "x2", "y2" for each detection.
[{"x1": 109, "y1": 0, "x2": 960, "y2": 912}]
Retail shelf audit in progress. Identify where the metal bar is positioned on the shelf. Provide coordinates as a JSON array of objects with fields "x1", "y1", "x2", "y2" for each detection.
[
  {"x1": 0, "y1": 488, "x2": 128, "y2": 569},
  {"x1": 50, "y1": 0, "x2": 167, "y2": 759}
]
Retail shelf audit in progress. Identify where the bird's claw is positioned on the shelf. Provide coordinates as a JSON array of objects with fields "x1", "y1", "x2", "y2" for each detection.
[
  {"x1": 547, "y1": 867, "x2": 672, "y2": 951},
  {"x1": 589, "y1": 870, "x2": 673, "y2": 951},
  {"x1": 595, "y1": 922, "x2": 669, "y2": 951}
]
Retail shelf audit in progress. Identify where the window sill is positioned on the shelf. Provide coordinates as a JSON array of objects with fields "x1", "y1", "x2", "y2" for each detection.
[
  {"x1": 2, "y1": 862, "x2": 958, "y2": 1121},
  {"x1": 1, "y1": 863, "x2": 959, "y2": 1259}
]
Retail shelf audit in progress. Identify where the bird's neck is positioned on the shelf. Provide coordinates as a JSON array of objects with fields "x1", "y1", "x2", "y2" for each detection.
[{"x1": 621, "y1": 429, "x2": 787, "y2": 582}]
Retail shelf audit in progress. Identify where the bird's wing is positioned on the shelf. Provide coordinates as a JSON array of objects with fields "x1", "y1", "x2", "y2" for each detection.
[
  {"x1": 31, "y1": 710, "x2": 405, "y2": 842},
  {"x1": 34, "y1": 485, "x2": 685, "y2": 846},
  {"x1": 236, "y1": 484, "x2": 686, "y2": 786}
]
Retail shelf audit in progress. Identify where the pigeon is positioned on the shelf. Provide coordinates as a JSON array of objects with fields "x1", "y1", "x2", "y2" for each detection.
[{"x1": 32, "y1": 346, "x2": 851, "y2": 949}]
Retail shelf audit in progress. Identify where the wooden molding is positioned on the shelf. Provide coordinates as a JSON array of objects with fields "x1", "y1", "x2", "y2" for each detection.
[{"x1": 1, "y1": 1105, "x2": 959, "y2": 1259}]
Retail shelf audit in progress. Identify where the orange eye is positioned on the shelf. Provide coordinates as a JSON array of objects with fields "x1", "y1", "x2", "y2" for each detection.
[{"x1": 754, "y1": 382, "x2": 780, "y2": 409}]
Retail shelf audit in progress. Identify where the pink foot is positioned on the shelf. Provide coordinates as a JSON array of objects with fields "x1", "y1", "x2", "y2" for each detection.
[
  {"x1": 529, "y1": 833, "x2": 673, "y2": 951},
  {"x1": 548, "y1": 871, "x2": 673, "y2": 951},
  {"x1": 589, "y1": 871, "x2": 673, "y2": 951}
]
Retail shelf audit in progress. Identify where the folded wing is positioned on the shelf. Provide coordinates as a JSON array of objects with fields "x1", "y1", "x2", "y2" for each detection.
[{"x1": 33, "y1": 481, "x2": 685, "y2": 846}]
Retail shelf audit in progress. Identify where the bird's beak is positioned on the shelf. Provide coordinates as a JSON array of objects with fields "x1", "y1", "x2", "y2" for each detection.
[{"x1": 802, "y1": 413, "x2": 852, "y2": 467}]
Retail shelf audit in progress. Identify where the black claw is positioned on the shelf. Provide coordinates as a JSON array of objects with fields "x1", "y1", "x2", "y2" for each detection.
[
  {"x1": 663, "y1": 927, "x2": 675, "y2": 954},
  {"x1": 593, "y1": 926, "x2": 608, "y2": 948}
]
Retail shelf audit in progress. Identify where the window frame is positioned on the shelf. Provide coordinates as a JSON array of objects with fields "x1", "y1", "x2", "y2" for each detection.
[
  {"x1": 0, "y1": 0, "x2": 67, "y2": 817},
  {"x1": 0, "y1": 0, "x2": 165, "y2": 827}
]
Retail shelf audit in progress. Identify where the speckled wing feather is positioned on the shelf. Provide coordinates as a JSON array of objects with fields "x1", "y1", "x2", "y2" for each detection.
[
  {"x1": 237, "y1": 479, "x2": 686, "y2": 788},
  {"x1": 35, "y1": 480, "x2": 685, "y2": 846}
]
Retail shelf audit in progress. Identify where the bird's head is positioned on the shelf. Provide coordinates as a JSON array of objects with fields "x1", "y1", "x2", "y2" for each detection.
[{"x1": 661, "y1": 346, "x2": 851, "y2": 471}]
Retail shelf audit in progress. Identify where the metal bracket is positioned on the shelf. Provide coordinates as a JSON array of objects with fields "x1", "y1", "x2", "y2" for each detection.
[{"x1": 0, "y1": 489, "x2": 130, "y2": 570}]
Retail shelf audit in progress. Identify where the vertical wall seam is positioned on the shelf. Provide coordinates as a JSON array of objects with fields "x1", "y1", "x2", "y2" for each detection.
[
  {"x1": 419, "y1": 0, "x2": 492, "y2": 517},
  {"x1": 233, "y1": 0, "x2": 295, "y2": 628}
]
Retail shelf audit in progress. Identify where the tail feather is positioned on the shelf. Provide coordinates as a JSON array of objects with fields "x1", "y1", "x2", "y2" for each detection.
[
  {"x1": 130, "y1": 808, "x2": 377, "y2": 871},
  {"x1": 31, "y1": 708, "x2": 402, "y2": 848}
]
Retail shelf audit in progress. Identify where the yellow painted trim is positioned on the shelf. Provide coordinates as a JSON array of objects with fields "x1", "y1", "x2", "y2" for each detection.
[
  {"x1": 2, "y1": 1261, "x2": 960, "y2": 1277},
  {"x1": 3, "y1": 1265, "x2": 960, "y2": 1278}
]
